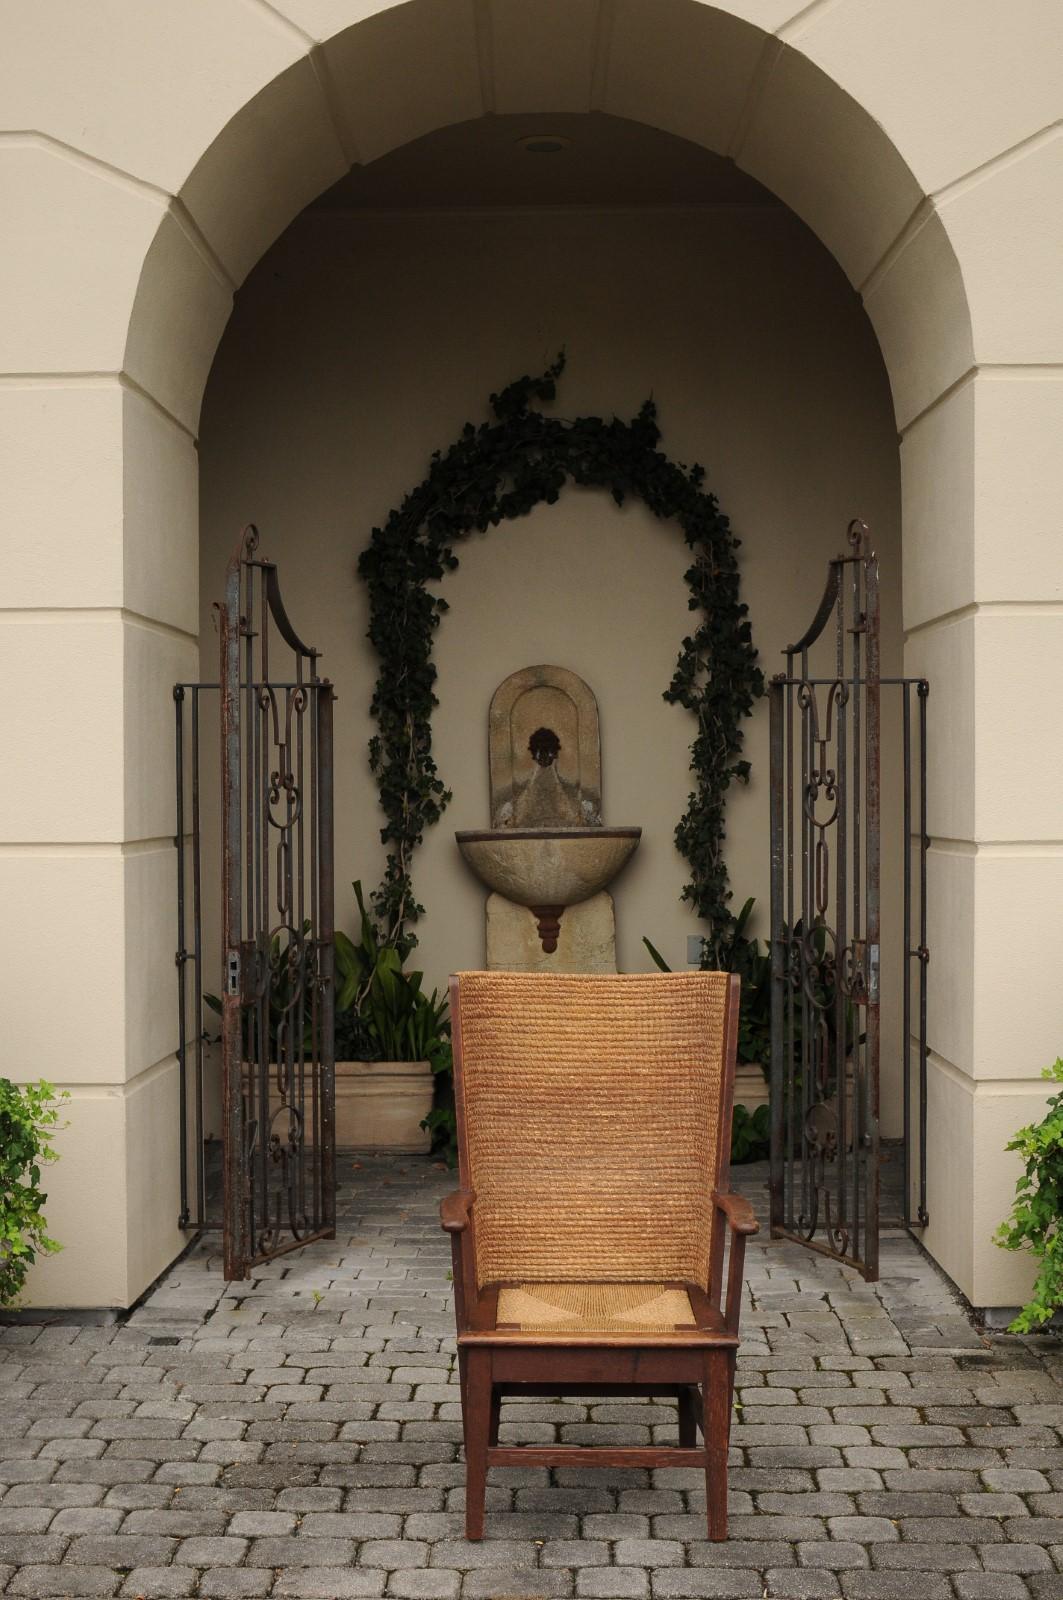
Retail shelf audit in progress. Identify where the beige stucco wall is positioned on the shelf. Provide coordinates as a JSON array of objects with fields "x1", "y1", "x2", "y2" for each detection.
[
  {"x1": 198, "y1": 201, "x2": 903, "y2": 1054},
  {"x1": 2, "y1": 0, "x2": 1060, "y2": 1309}
]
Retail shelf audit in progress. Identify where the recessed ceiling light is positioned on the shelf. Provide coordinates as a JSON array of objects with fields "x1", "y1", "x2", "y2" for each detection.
[{"x1": 516, "y1": 134, "x2": 572, "y2": 155}]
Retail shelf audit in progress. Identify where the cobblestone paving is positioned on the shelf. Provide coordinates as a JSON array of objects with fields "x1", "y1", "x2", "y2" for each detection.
[{"x1": 3, "y1": 1154, "x2": 1063, "y2": 1600}]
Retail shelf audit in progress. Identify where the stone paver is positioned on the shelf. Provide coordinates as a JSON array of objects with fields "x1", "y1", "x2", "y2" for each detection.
[{"x1": 3, "y1": 1152, "x2": 1063, "y2": 1597}]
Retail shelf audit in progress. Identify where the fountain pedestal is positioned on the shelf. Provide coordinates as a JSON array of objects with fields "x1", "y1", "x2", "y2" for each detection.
[{"x1": 486, "y1": 889, "x2": 617, "y2": 973}]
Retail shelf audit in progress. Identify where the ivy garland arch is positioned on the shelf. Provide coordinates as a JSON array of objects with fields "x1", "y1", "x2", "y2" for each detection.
[{"x1": 358, "y1": 356, "x2": 764, "y2": 966}]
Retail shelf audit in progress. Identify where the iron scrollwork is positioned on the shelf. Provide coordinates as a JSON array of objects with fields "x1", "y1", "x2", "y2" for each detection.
[
  {"x1": 768, "y1": 521, "x2": 929, "y2": 1282},
  {"x1": 211, "y1": 526, "x2": 336, "y2": 1278}
]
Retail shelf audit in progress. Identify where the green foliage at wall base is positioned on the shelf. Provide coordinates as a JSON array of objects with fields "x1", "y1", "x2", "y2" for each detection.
[
  {"x1": 643, "y1": 919, "x2": 771, "y2": 1166},
  {"x1": 0, "y1": 1079, "x2": 67, "y2": 1308},
  {"x1": 358, "y1": 355, "x2": 764, "y2": 961},
  {"x1": 996, "y1": 1058, "x2": 1063, "y2": 1333},
  {"x1": 731, "y1": 1104, "x2": 771, "y2": 1165},
  {"x1": 334, "y1": 882, "x2": 450, "y2": 1069}
]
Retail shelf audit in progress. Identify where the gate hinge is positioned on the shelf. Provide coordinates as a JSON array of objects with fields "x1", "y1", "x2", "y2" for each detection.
[
  {"x1": 868, "y1": 942, "x2": 880, "y2": 1002},
  {"x1": 225, "y1": 949, "x2": 241, "y2": 997}
]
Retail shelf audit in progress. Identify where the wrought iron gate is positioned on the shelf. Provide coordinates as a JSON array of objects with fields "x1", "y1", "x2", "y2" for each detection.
[
  {"x1": 175, "y1": 526, "x2": 336, "y2": 1279},
  {"x1": 768, "y1": 521, "x2": 928, "y2": 1280}
]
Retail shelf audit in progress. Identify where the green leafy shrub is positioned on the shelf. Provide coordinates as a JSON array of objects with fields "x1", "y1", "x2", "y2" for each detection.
[
  {"x1": 705, "y1": 896, "x2": 772, "y2": 1069},
  {"x1": 644, "y1": 895, "x2": 771, "y2": 1069},
  {"x1": 645, "y1": 898, "x2": 863, "y2": 1102},
  {"x1": 334, "y1": 882, "x2": 455, "y2": 1161},
  {"x1": 731, "y1": 1104, "x2": 771, "y2": 1164},
  {"x1": 206, "y1": 880, "x2": 458, "y2": 1163},
  {"x1": 996, "y1": 1058, "x2": 1063, "y2": 1332},
  {"x1": 643, "y1": 914, "x2": 773, "y2": 1165},
  {"x1": 205, "y1": 881, "x2": 452, "y2": 1069},
  {"x1": 421, "y1": 1068, "x2": 456, "y2": 1168},
  {"x1": 0, "y1": 1079, "x2": 67, "y2": 1307},
  {"x1": 205, "y1": 921, "x2": 315, "y2": 1058},
  {"x1": 334, "y1": 883, "x2": 450, "y2": 1068}
]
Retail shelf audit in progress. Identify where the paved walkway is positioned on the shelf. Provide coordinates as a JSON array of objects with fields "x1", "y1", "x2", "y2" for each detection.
[{"x1": 3, "y1": 1154, "x2": 1063, "y2": 1600}]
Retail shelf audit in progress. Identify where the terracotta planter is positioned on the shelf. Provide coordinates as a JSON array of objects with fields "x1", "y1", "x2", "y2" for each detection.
[
  {"x1": 239, "y1": 1059, "x2": 434, "y2": 1153},
  {"x1": 733, "y1": 1059, "x2": 769, "y2": 1111},
  {"x1": 824, "y1": 1060, "x2": 859, "y2": 1150},
  {"x1": 336, "y1": 1060, "x2": 433, "y2": 1153},
  {"x1": 742, "y1": 1060, "x2": 860, "y2": 1147}
]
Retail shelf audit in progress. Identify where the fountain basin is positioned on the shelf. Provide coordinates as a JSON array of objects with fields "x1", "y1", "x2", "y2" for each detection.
[{"x1": 456, "y1": 826, "x2": 641, "y2": 911}]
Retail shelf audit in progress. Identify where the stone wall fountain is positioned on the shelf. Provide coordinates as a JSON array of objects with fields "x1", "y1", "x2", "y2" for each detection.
[{"x1": 456, "y1": 666, "x2": 640, "y2": 972}]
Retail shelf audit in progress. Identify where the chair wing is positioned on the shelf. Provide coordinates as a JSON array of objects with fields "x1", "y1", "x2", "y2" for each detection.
[{"x1": 451, "y1": 971, "x2": 735, "y2": 1293}]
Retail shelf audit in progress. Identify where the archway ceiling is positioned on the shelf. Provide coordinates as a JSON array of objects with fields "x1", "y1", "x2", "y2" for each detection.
[
  {"x1": 156, "y1": 0, "x2": 978, "y2": 435},
  {"x1": 8, "y1": 0, "x2": 1060, "y2": 440},
  {"x1": 310, "y1": 111, "x2": 779, "y2": 211},
  {"x1": 6, "y1": 0, "x2": 1054, "y2": 201}
]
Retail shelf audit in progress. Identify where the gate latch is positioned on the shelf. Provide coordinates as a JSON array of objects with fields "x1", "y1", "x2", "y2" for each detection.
[
  {"x1": 868, "y1": 942, "x2": 880, "y2": 1003},
  {"x1": 225, "y1": 949, "x2": 241, "y2": 997}
]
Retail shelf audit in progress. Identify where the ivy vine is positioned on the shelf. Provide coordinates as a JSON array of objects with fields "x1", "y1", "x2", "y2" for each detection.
[{"x1": 358, "y1": 356, "x2": 764, "y2": 965}]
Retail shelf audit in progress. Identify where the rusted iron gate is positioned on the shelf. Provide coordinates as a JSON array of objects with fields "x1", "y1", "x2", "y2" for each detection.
[
  {"x1": 174, "y1": 526, "x2": 336, "y2": 1279},
  {"x1": 769, "y1": 521, "x2": 929, "y2": 1281}
]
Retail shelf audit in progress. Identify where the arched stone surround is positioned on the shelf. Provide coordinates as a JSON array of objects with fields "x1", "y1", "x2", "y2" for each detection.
[{"x1": 1, "y1": 0, "x2": 1059, "y2": 1307}]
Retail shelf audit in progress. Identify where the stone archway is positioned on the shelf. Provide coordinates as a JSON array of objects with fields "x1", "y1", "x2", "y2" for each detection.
[{"x1": 3, "y1": 0, "x2": 1060, "y2": 1309}]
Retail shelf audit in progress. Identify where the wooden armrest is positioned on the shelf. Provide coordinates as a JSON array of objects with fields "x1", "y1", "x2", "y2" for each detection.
[
  {"x1": 714, "y1": 1191, "x2": 759, "y2": 1235},
  {"x1": 440, "y1": 1190, "x2": 475, "y2": 1233}
]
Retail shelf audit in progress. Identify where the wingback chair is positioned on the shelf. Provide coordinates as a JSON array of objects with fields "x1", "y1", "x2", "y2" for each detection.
[{"x1": 441, "y1": 970, "x2": 757, "y2": 1540}]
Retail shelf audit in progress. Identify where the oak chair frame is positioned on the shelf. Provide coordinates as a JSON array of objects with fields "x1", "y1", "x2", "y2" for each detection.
[{"x1": 441, "y1": 970, "x2": 758, "y2": 1540}]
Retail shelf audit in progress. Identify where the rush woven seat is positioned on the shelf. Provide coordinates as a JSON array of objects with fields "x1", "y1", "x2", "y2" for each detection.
[
  {"x1": 441, "y1": 970, "x2": 758, "y2": 1541},
  {"x1": 496, "y1": 1281, "x2": 697, "y2": 1333}
]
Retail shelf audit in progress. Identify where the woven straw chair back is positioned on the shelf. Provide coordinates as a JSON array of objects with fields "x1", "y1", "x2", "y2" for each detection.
[{"x1": 452, "y1": 971, "x2": 734, "y2": 1292}]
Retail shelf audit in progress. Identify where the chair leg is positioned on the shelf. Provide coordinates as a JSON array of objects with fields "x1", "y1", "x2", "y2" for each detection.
[
  {"x1": 702, "y1": 1351, "x2": 732, "y2": 1541},
  {"x1": 724, "y1": 1350, "x2": 737, "y2": 1445},
  {"x1": 463, "y1": 1347, "x2": 492, "y2": 1541},
  {"x1": 677, "y1": 1385, "x2": 698, "y2": 1446},
  {"x1": 457, "y1": 1348, "x2": 469, "y2": 1453}
]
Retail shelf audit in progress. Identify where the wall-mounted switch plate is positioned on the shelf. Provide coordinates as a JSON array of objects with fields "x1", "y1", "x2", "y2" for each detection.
[{"x1": 687, "y1": 935, "x2": 703, "y2": 966}]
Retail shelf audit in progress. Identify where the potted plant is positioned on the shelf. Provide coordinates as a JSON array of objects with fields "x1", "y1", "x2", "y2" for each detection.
[
  {"x1": 644, "y1": 902, "x2": 866, "y2": 1163},
  {"x1": 206, "y1": 882, "x2": 451, "y2": 1154},
  {"x1": 718, "y1": 897, "x2": 772, "y2": 1114},
  {"x1": 645, "y1": 897, "x2": 772, "y2": 1113},
  {"x1": 644, "y1": 898, "x2": 771, "y2": 1163},
  {"x1": 332, "y1": 883, "x2": 450, "y2": 1153}
]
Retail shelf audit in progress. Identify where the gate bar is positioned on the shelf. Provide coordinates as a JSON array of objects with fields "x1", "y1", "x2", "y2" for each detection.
[
  {"x1": 220, "y1": 549, "x2": 246, "y2": 1280},
  {"x1": 175, "y1": 685, "x2": 189, "y2": 1229},
  {"x1": 768, "y1": 684, "x2": 785, "y2": 1234},
  {"x1": 768, "y1": 522, "x2": 929, "y2": 1280}
]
